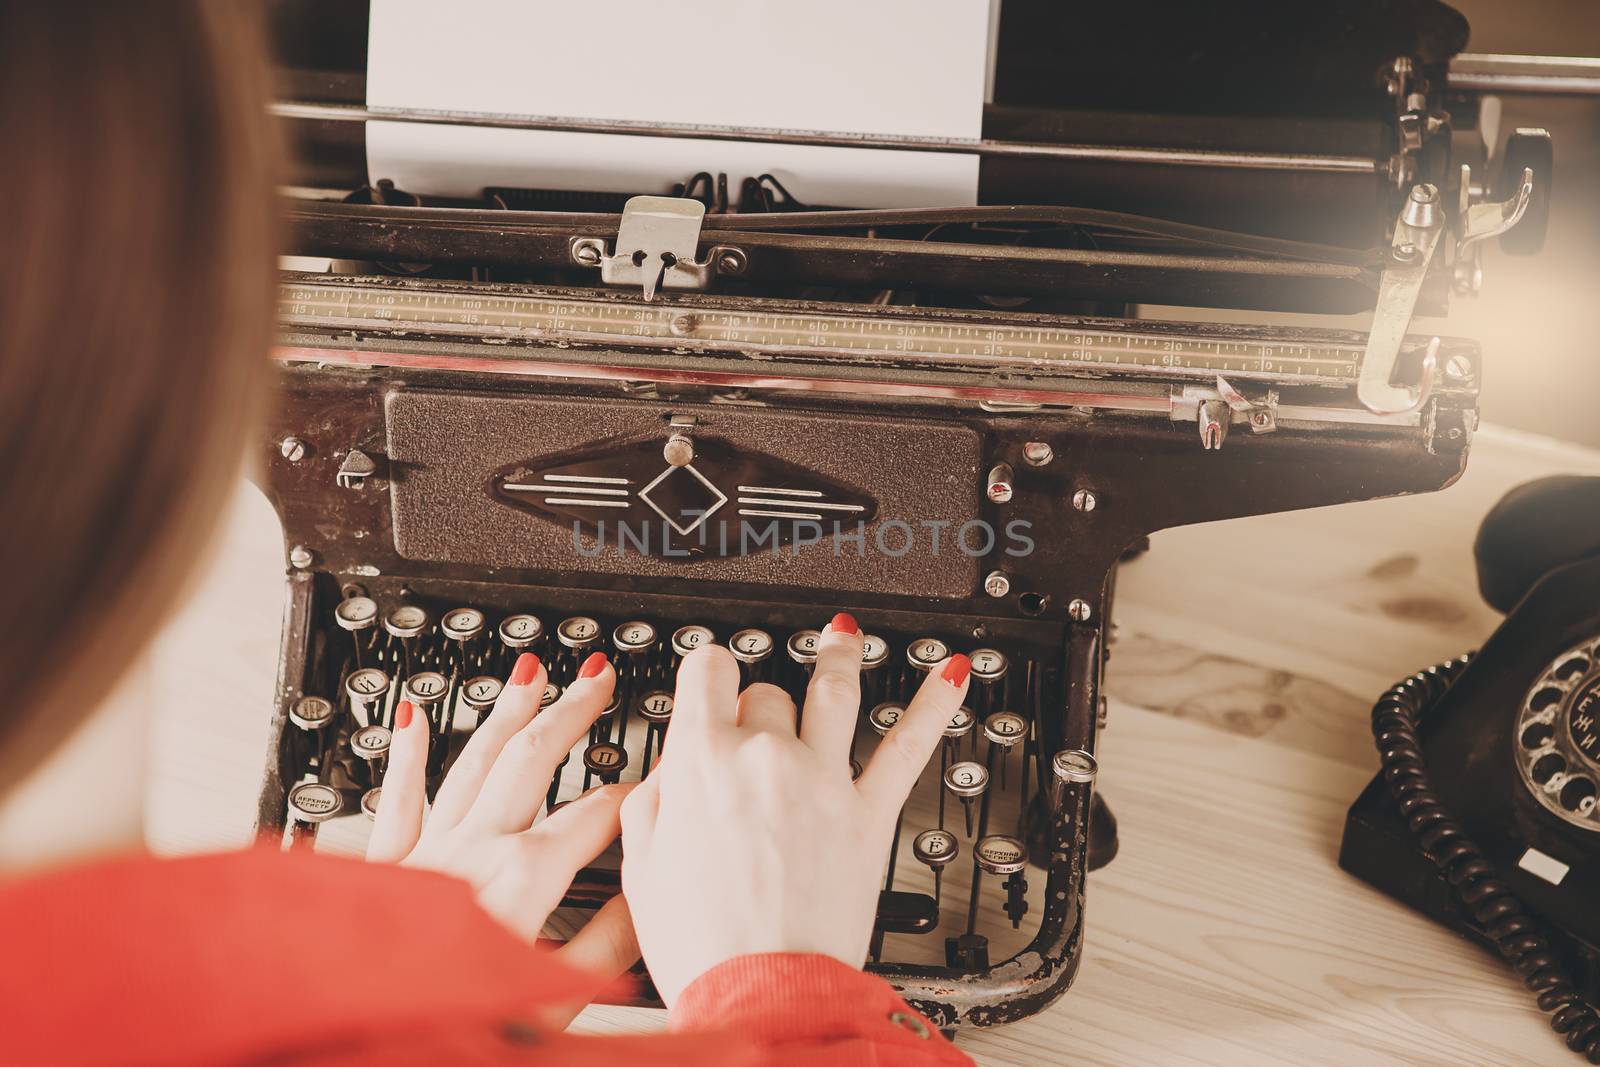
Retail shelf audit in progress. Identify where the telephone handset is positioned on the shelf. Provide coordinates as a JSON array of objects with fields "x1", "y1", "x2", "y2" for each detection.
[{"x1": 1341, "y1": 476, "x2": 1600, "y2": 1061}]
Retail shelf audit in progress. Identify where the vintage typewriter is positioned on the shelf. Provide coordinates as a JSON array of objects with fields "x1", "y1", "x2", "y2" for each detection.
[{"x1": 260, "y1": 0, "x2": 1546, "y2": 1029}]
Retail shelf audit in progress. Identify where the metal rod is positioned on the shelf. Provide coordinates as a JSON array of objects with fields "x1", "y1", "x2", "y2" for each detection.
[
  {"x1": 1449, "y1": 53, "x2": 1600, "y2": 95},
  {"x1": 270, "y1": 101, "x2": 1380, "y2": 174}
]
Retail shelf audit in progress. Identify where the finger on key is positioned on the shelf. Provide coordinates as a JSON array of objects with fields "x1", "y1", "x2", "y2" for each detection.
[
  {"x1": 464, "y1": 652, "x2": 616, "y2": 835},
  {"x1": 366, "y1": 699, "x2": 428, "y2": 863},
  {"x1": 542, "y1": 894, "x2": 642, "y2": 1029},
  {"x1": 737, "y1": 683, "x2": 797, "y2": 734},
  {"x1": 671, "y1": 644, "x2": 742, "y2": 736},
  {"x1": 427, "y1": 652, "x2": 547, "y2": 830},
  {"x1": 857, "y1": 654, "x2": 971, "y2": 816},
  {"x1": 799, "y1": 613, "x2": 864, "y2": 761}
]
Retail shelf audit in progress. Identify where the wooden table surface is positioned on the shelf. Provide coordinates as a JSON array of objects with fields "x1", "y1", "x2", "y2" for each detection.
[{"x1": 147, "y1": 424, "x2": 1600, "y2": 1066}]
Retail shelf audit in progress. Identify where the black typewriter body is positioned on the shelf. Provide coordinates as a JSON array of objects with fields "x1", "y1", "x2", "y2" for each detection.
[
  {"x1": 260, "y1": 281, "x2": 1474, "y2": 1026},
  {"x1": 258, "y1": 0, "x2": 1533, "y2": 1032}
]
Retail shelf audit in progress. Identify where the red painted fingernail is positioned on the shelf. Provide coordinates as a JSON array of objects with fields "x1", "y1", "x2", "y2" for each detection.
[
  {"x1": 942, "y1": 654, "x2": 971, "y2": 688},
  {"x1": 395, "y1": 699, "x2": 414, "y2": 729},
  {"x1": 509, "y1": 653, "x2": 541, "y2": 687},
  {"x1": 830, "y1": 612, "x2": 859, "y2": 636},
  {"x1": 579, "y1": 651, "x2": 609, "y2": 679}
]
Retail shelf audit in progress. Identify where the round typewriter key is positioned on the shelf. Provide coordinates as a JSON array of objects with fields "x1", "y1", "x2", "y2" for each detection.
[
  {"x1": 351, "y1": 724, "x2": 392, "y2": 762},
  {"x1": 461, "y1": 675, "x2": 503, "y2": 712},
  {"x1": 288, "y1": 782, "x2": 343, "y2": 823},
  {"x1": 913, "y1": 828, "x2": 959, "y2": 869},
  {"x1": 582, "y1": 741, "x2": 629, "y2": 783},
  {"x1": 868, "y1": 702, "x2": 905, "y2": 736},
  {"x1": 944, "y1": 760, "x2": 989, "y2": 797},
  {"x1": 360, "y1": 787, "x2": 382, "y2": 820},
  {"x1": 289, "y1": 695, "x2": 335, "y2": 732},
  {"x1": 498, "y1": 613, "x2": 543, "y2": 649},
  {"x1": 944, "y1": 706, "x2": 976, "y2": 739},
  {"x1": 613, "y1": 620, "x2": 657, "y2": 653},
  {"x1": 969, "y1": 648, "x2": 1008, "y2": 683},
  {"x1": 557, "y1": 616, "x2": 602, "y2": 650},
  {"x1": 1052, "y1": 749, "x2": 1098, "y2": 784},
  {"x1": 441, "y1": 607, "x2": 486, "y2": 643},
  {"x1": 637, "y1": 690, "x2": 674, "y2": 723},
  {"x1": 729, "y1": 628, "x2": 774, "y2": 664},
  {"x1": 787, "y1": 629, "x2": 821, "y2": 665},
  {"x1": 541, "y1": 682, "x2": 562, "y2": 709},
  {"x1": 860, "y1": 634, "x2": 889, "y2": 670},
  {"x1": 913, "y1": 827, "x2": 959, "y2": 903},
  {"x1": 345, "y1": 667, "x2": 390, "y2": 704},
  {"x1": 334, "y1": 596, "x2": 379, "y2": 632},
  {"x1": 907, "y1": 637, "x2": 950, "y2": 671},
  {"x1": 974, "y1": 834, "x2": 1028, "y2": 875},
  {"x1": 404, "y1": 671, "x2": 449, "y2": 706},
  {"x1": 671, "y1": 624, "x2": 715, "y2": 658},
  {"x1": 945, "y1": 760, "x2": 988, "y2": 836},
  {"x1": 384, "y1": 604, "x2": 430, "y2": 640},
  {"x1": 600, "y1": 691, "x2": 623, "y2": 719},
  {"x1": 983, "y1": 711, "x2": 1028, "y2": 747}
]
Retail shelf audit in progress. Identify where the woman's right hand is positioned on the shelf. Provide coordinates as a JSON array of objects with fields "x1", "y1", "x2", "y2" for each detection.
[{"x1": 620, "y1": 613, "x2": 971, "y2": 1007}]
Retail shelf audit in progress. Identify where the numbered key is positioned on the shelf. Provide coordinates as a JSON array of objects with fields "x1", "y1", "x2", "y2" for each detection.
[
  {"x1": 498, "y1": 613, "x2": 543, "y2": 650},
  {"x1": 729, "y1": 628, "x2": 774, "y2": 668},
  {"x1": 557, "y1": 616, "x2": 602, "y2": 652},
  {"x1": 671, "y1": 624, "x2": 715, "y2": 659},
  {"x1": 786, "y1": 629, "x2": 821, "y2": 667},
  {"x1": 868, "y1": 702, "x2": 905, "y2": 736},
  {"x1": 906, "y1": 636, "x2": 950, "y2": 672},
  {"x1": 613, "y1": 620, "x2": 657, "y2": 655},
  {"x1": 384, "y1": 604, "x2": 430, "y2": 640}
]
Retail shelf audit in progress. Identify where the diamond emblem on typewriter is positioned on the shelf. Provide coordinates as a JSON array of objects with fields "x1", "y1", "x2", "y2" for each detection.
[
  {"x1": 637, "y1": 463, "x2": 728, "y2": 536},
  {"x1": 489, "y1": 433, "x2": 875, "y2": 560}
]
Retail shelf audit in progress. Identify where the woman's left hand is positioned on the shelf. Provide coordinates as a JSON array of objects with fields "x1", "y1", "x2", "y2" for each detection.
[{"x1": 366, "y1": 650, "x2": 639, "y2": 1017}]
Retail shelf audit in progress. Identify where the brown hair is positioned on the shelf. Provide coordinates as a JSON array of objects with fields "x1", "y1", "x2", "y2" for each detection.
[{"x1": 0, "y1": 2, "x2": 278, "y2": 787}]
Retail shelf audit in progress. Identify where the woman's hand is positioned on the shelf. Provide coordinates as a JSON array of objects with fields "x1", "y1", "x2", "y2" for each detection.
[
  {"x1": 367, "y1": 650, "x2": 640, "y2": 1006},
  {"x1": 620, "y1": 613, "x2": 971, "y2": 1007}
]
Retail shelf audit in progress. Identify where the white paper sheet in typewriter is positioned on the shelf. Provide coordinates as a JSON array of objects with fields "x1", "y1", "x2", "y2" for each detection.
[{"x1": 365, "y1": 0, "x2": 991, "y2": 207}]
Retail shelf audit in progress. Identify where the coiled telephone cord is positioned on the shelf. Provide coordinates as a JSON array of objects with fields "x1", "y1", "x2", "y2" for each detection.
[{"x1": 1373, "y1": 654, "x2": 1600, "y2": 1062}]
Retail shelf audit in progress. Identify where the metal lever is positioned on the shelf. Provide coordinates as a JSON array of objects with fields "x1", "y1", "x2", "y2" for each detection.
[
  {"x1": 1358, "y1": 184, "x2": 1445, "y2": 415},
  {"x1": 1457, "y1": 166, "x2": 1535, "y2": 260},
  {"x1": 570, "y1": 195, "x2": 743, "y2": 301}
]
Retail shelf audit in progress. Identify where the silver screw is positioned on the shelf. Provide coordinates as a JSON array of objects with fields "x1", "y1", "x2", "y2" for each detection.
[
  {"x1": 1444, "y1": 355, "x2": 1474, "y2": 382},
  {"x1": 1022, "y1": 441, "x2": 1054, "y2": 467},
  {"x1": 1410, "y1": 182, "x2": 1439, "y2": 204},
  {"x1": 1072, "y1": 489, "x2": 1097, "y2": 513},
  {"x1": 983, "y1": 571, "x2": 1011, "y2": 598},
  {"x1": 1251, "y1": 411, "x2": 1273, "y2": 429},
  {"x1": 663, "y1": 433, "x2": 695, "y2": 467},
  {"x1": 1393, "y1": 243, "x2": 1419, "y2": 263},
  {"x1": 717, "y1": 250, "x2": 747, "y2": 275},
  {"x1": 288, "y1": 545, "x2": 314, "y2": 570},
  {"x1": 1068, "y1": 598, "x2": 1092, "y2": 622},
  {"x1": 279, "y1": 437, "x2": 307, "y2": 462},
  {"x1": 573, "y1": 242, "x2": 602, "y2": 266}
]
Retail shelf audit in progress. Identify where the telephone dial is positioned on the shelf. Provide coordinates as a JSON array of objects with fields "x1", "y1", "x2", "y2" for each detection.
[{"x1": 1341, "y1": 476, "x2": 1600, "y2": 1061}]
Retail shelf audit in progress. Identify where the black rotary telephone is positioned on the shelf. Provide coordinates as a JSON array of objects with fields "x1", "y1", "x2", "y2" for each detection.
[{"x1": 1341, "y1": 476, "x2": 1600, "y2": 1061}]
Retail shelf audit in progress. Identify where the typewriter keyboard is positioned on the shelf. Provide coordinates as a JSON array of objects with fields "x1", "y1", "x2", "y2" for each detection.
[{"x1": 283, "y1": 587, "x2": 1068, "y2": 973}]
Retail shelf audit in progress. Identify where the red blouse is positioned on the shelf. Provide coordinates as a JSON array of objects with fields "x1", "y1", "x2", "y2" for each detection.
[{"x1": 0, "y1": 848, "x2": 973, "y2": 1067}]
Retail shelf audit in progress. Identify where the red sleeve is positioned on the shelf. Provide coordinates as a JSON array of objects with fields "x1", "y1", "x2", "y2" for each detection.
[{"x1": 668, "y1": 954, "x2": 974, "y2": 1065}]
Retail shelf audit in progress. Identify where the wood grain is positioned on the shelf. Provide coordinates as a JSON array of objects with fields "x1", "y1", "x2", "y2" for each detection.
[{"x1": 143, "y1": 425, "x2": 1600, "y2": 1065}]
